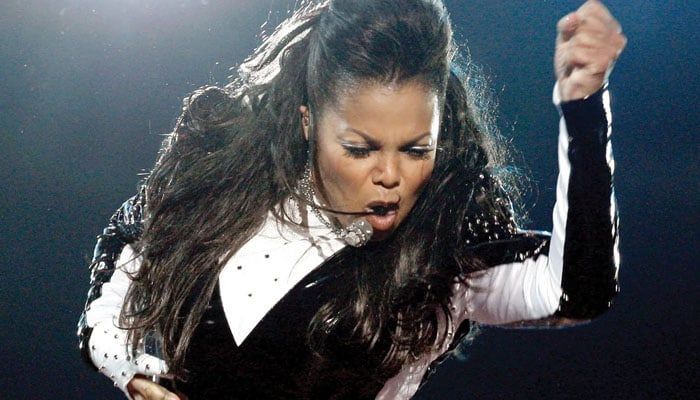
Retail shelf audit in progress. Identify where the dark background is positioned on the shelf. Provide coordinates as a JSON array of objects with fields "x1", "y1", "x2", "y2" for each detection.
[{"x1": 1, "y1": 0, "x2": 697, "y2": 398}]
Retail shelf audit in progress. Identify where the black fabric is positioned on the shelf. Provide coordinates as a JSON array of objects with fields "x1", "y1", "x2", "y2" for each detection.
[
  {"x1": 555, "y1": 85, "x2": 619, "y2": 319},
  {"x1": 77, "y1": 189, "x2": 145, "y2": 368},
  {"x1": 165, "y1": 167, "x2": 541, "y2": 399},
  {"x1": 172, "y1": 249, "x2": 387, "y2": 400}
]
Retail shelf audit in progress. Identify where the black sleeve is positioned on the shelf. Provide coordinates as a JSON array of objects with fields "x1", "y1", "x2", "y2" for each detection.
[
  {"x1": 553, "y1": 84, "x2": 619, "y2": 320},
  {"x1": 76, "y1": 188, "x2": 146, "y2": 368},
  {"x1": 461, "y1": 84, "x2": 620, "y2": 327}
]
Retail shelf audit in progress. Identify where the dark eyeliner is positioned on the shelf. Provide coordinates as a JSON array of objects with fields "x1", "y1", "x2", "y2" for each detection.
[
  {"x1": 404, "y1": 146, "x2": 433, "y2": 159},
  {"x1": 342, "y1": 144, "x2": 372, "y2": 158}
]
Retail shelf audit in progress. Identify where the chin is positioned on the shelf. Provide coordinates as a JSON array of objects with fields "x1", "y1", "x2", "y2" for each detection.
[{"x1": 369, "y1": 229, "x2": 394, "y2": 242}]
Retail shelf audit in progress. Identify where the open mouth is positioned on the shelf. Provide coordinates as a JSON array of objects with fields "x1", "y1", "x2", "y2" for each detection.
[
  {"x1": 369, "y1": 203, "x2": 399, "y2": 216},
  {"x1": 366, "y1": 200, "x2": 399, "y2": 216},
  {"x1": 365, "y1": 202, "x2": 400, "y2": 232}
]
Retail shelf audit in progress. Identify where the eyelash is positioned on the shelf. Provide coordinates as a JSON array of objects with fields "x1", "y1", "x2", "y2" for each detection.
[
  {"x1": 342, "y1": 146, "x2": 433, "y2": 160},
  {"x1": 405, "y1": 147, "x2": 432, "y2": 160},
  {"x1": 343, "y1": 146, "x2": 372, "y2": 159}
]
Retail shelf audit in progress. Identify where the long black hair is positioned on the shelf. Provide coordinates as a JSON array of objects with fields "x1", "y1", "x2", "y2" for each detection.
[{"x1": 122, "y1": 0, "x2": 525, "y2": 379}]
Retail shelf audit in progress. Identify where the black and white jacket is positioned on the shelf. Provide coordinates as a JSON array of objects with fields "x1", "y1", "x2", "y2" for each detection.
[{"x1": 77, "y1": 84, "x2": 620, "y2": 399}]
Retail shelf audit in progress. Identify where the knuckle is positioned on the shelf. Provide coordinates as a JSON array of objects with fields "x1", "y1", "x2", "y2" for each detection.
[
  {"x1": 567, "y1": 35, "x2": 579, "y2": 47},
  {"x1": 571, "y1": 47, "x2": 586, "y2": 61},
  {"x1": 620, "y1": 34, "x2": 628, "y2": 48},
  {"x1": 145, "y1": 385, "x2": 160, "y2": 397},
  {"x1": 588, "y1": 1, "x2": 606, "y2": 13},
  {"x1": 557, "y1": 15, "x2": 567, "y2": 26},
  {"x1": 609, "y1": 46, "x2": 621, "y2": 59},
  {"x1": 571, "y1": 80, "x2": 587, "y2": 90},
  {"x1": 594, "y1": 61, "x2": 609, "y2": 74},
  {"x1": 557, "y1": 17, "x2": 569, "y2": 32},
  {"x1": 613, "y1": 20, "x2": 623, "y2": 33},
  {"x1": 558, "y1": 12, "x2": 578, "y2": 31}
]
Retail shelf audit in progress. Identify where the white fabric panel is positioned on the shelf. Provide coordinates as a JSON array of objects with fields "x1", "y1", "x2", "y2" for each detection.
[
  {"x1": 218, "y1": 204, "x2": 346, "y2": 346},
  {"x1": 462, "y1": 98, "x2": 571, "y2": 324},
  {"x1": 85, "y1": 245, "x2": 168, "y2": 399},
  {"x1": 85, "y1": 199, "x2": 348, "y2": 394}
]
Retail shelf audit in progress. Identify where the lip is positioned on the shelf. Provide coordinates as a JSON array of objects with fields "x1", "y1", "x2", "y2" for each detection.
[
  {"x1": 364, "y1": 199, "x2": 400, "y2": 232},
  {"x1": 365, "y1": 210, "x2": 398, "y2": 232},
  {"x1": 365, "y1": 199, "x2": 400, "y2": 212}
]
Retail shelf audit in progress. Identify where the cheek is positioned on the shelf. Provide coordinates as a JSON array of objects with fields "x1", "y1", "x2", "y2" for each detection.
[
  {"x1": 395, "y1": 159, "x2": 435, "y2": 223},
  {"x1": 404, "y1": 158, "x2": 435, "y2": 197},
  {"x1": 316, "y1": 149, "x2": 371, "y2": 204}
]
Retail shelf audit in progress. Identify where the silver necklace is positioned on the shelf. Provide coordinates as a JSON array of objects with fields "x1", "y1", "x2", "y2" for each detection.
[{"x1": 299, "y1": 165, "x2": 373, "y2": 247}]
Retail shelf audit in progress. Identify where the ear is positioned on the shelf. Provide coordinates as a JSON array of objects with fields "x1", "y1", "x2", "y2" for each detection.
[{"x1": 299, "y1": 105, "x2": 310, "y2": 141}]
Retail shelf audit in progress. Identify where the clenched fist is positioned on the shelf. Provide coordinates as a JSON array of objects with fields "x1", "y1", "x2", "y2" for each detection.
[{"x1": 555, "y1": 0, "x2": 627, "y2": 101}]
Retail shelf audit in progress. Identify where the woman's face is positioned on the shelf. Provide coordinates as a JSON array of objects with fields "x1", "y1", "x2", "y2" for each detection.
[{"x1": 301, "y1": 80, "x2": 440, "y2": 240}]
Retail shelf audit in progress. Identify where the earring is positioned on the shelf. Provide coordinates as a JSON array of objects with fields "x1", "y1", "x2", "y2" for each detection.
[{"x1": 302, "y1": 115, "x2": 310, "y2": 126}]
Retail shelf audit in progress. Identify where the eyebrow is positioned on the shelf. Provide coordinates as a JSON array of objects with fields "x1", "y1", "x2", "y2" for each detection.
[{"x1": 344, "y1": 127, "x2": 433, "y2": 147}]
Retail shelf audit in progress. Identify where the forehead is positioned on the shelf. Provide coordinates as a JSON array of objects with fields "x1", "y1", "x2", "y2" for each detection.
[{"x1": 323, "y1": 80, "x2": 440, "y2": 141}]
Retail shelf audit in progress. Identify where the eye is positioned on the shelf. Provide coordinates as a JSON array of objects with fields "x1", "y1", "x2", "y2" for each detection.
[
  {"x1": 342, "y1": 145, "x2": 372, "y2": 159},
  {"x1": 404, "y1": 147, "x2": 433, "y2": 160}
]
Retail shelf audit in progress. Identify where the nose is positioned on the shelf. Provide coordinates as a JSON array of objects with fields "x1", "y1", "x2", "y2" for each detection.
[{"x1": 372, "y1": 152, "x2": 401, "y2": 189}]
